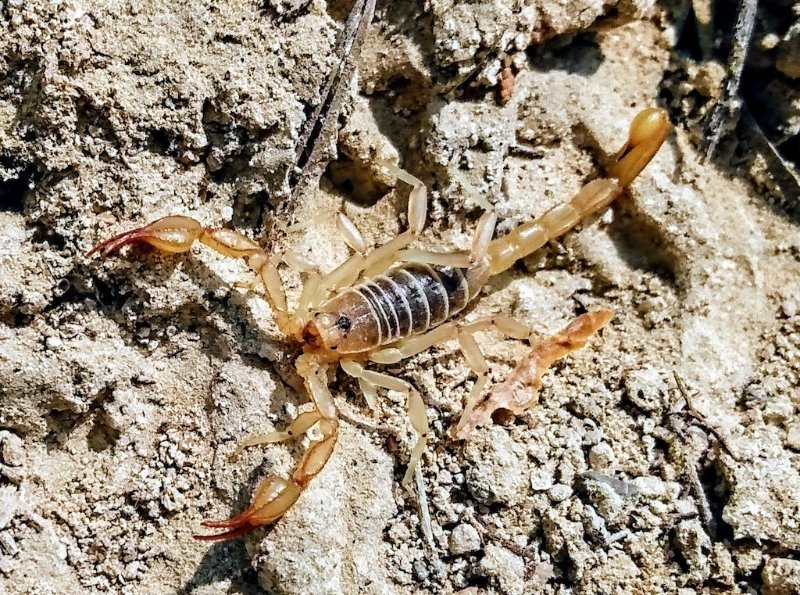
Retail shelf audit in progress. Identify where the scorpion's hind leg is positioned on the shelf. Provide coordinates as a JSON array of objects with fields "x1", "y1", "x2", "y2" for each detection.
[{"x1": 196, "y1": 353, "x2": 338, "y2": 542}]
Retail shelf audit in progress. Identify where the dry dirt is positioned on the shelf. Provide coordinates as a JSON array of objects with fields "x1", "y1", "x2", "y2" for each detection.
[{"x1": 1, "y1": 1, "x2": 800, "y2": 594}]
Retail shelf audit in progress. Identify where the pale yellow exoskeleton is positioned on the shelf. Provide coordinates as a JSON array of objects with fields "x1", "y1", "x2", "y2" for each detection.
[{"x1": 89, "y1": 108, "x2": 672, "y2": 541}]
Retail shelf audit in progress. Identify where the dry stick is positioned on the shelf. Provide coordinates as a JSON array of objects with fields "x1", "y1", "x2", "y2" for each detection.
[
  {"x1": 672, "y1": 372, "x2": 739, "y2": 460},
  {"x1": 700, "y1": 0, "x2": 758, "y2": 161},
  {"x1": 670, "y1": 372, "x2": 739, "y2": 540},
  {"x1": 284, "y1": 0, "x2": 376, "y2": 210}
]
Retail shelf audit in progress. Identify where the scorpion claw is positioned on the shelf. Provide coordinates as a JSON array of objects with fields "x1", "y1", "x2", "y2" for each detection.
[
  {"x1": 86, "y1": 228, "x2": 148, "y2": 258},
  {"x1": 192, "y1": 476, "x2": 305, "y2": 542},
  {"x1": 87, "y1": 216, "x2": 204, "y2": 258},
  {"x1": 201, "y1": 509, "x2": 256, "y2": 529}
]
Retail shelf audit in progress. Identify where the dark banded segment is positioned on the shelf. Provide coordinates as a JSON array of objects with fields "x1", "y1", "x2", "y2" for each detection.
[
  {"x1": 384, "y1": 263, "x2": 470, "y2": 340},
  {"x1": 391, "y1": 268, "x2": 431, "y2": 334},
  {"x1": 317, "y1": 261, "x2": 473, "y2": 351},
  {"x1": 366, "y1": 280, "x2": 401, "y2": 342},
  {"x1": 406, "y1": 264, "x2": 449, "y2": 325},
  {"x1": 374, "y1": 275, "x2": 413, "y2": 337},
  {"x1": 357, "y1": 282, "x2": 392, "y2": 344},
  {"x1": 431, "y1": 264, "x2": 469, "y2": 315}
]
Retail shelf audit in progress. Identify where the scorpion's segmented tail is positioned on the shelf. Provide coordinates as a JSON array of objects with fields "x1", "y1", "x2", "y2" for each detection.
[{"x1": 484, "y1": 108, "x2": 672, "y2": 276}]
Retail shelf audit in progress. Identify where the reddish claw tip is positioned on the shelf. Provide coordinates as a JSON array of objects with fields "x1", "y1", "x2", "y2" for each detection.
[
  {"x1": 191, "y1": 504, "x2": 263, "y2": 542},
  {"x1": 86, "y1": 228, "x2": 147, "y2": 258},
  {"x1": 193, "y1": 524, "x2": 257, "y2": 542},
  {"x1": 194, "y1": 512, "x2": 261, "y2": 542}
]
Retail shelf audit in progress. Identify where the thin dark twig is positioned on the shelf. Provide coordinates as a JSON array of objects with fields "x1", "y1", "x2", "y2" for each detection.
[
  {"x1": 672, "y1": 371, "x2": 740, "y2": 460},
  {"x1": 284, "y1": 0, "x2": 376, "y2": 211},
  {"x1": 700, "y1": 0, "x2": 758, "y2": 161},
  {"x1": 684, "y1": 444, "x2": 717, "y2": 539}
]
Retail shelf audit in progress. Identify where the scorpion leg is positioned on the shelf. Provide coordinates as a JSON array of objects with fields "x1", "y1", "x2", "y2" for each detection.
[
  {"x1": 391, "y1": 207, "x2": 496, "y2": 270},
  {"x1": 454, "y1": 310, "x2": 614, "y2": 439},
  {"x1": 231, "y1": 410, "x2": 322, "y2": 458},
  {"x1": 196, "y1": 353, "x2": 338, "y2": 541},
  {"x1": 369, "y1": 315, "x2": 534, "y2": 365},
  {"x1": 301, "y1": 166, "x2": 429, "y2": 309},
  {"x1": 339, "y1": 360, "x2": 429, "y2": 488},
  {"x1": 88, "y1": 215, "x2": 299, "y2": 335}
]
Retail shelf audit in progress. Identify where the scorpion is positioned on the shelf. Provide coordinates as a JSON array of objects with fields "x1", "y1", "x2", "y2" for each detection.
[{"x1": 89, "y1": 107, "x2": 672, "y2": 541}]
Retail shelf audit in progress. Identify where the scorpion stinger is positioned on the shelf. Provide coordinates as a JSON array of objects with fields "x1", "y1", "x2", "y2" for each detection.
[{"x1": 88, "y1": 107, "x2": 672, "y2": 542}]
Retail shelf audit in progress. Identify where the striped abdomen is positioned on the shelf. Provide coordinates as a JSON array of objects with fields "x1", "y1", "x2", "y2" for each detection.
[{"x1": 312, "y1": 263, "x2": 473, "y2": 354}]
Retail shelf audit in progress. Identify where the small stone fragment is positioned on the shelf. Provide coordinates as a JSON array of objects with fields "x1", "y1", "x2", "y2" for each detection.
[
  {"x1": 763, "y1": 558, "x2": 800, "y2": 595},
  {"x1": 479, "y1": 543, "x2": 526, "y2": 595},
  {"x1": 530, "y1": 468, "x2": 554, "y2": 491},
  {"x1": 785, "y1": 422, "x2": 800, "y2": 450},
  {"x1": 674, "y1": 519, "x2": 711, "y2": 583},
  {"x1": 548, "y1": 483, "x2": 573, "y2": 503},
  {"x1": 623, "y1": 366, "x2": 669, "y2": 412},
  {"x1": 588, "y1": 443, "x2": 615, "y2": 470},
  {"x1": 464, "y1": 426, "x2": 529, "y2": 505},
  {"x1": 763, "y1": 394, "x2": 794, "y2": 424},
  {"x1": 449, "y1": 523, "x2": 481, "y2": 556},
  {"x1": 0, "y1": 432, "x2": 24, "y2": 467}
]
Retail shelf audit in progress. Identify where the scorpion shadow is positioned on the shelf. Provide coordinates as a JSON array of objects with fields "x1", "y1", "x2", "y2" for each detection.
[{"x1": 180, "y1": 460, "x2": 276, "y2": 594}]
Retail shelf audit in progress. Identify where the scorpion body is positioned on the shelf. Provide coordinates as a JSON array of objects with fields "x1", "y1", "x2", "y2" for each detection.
[
  {"x1": 89, "y1": 108, "x2": 672, "y2": 541},
  {"x1": 307, "y1": 262, "x2": 476, "y2": 353}
]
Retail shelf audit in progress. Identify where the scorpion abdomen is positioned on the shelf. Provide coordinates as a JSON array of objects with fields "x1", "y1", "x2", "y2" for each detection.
[{"x1": 315, "y1": 263, "x2": 473, "y2": 353}]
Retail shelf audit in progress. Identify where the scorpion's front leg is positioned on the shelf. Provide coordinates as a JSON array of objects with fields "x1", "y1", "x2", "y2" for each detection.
[
  {"x1": 196, "y1": 353, "x2": 338, "y2": 541},
  {"x1": 88, "y1": 215, "x2": 298, "y2": 335}
]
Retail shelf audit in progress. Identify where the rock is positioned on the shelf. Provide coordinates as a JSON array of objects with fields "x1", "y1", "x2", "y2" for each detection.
[
  {"x1": 548, "y1": 484, "x2": 573, "y2": 503},
  {"x1": 776, "y1": 24, "x2": 800, "y2": 79},
  {"x1": 588, "y1": 443, "x2": 616, "y2": 470},
  {"x1": 530, "y1": 467, "x2": 555, "y2": 491},
  {"x1": 786, "y1": 422, "x2": 800, "y2": 450},
  {"x1": 464, "y1": 426, "x2": 529, "y2": 505},
  {"x1": 763, "y1": 558, "x2": 800, "y2": 595},
  {"x1": 623, "y1": 366, "x2": 670, "y2": 413},
  {"x1": 0, "y1": 432, "x2": 25, "y2": 467},
  {"x1": 721, "y1": 454, "x2": 800, "y2": 549},
  {"x1": 479, "y1": 544, "x2": 526, "y2": 595},
  {"x1": 673, "y1": 519, "x2": 711, "y2": 583},
  {"x1": 763, "y1": 394, "x2": 794, "y2": 424},
  {"x1": 449, "y1": 524, "x2": 481, "y2": 556}
]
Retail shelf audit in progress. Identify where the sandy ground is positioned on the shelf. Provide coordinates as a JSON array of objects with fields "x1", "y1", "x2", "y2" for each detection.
[{"x1": 1, "y1": 1, "x2": 800, "y2": 594}]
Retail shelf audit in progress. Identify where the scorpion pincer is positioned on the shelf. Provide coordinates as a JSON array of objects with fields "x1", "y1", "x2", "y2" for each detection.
[{"x1": 89, "y1": 108, "x2": 672, "y2": 540}]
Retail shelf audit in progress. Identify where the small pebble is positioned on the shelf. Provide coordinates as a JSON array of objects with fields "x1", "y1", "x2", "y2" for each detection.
[
  {"x1": 412, "y1": 559, "x2": 429, "y2": 581},
  {"x1": 449, "y1": 523, "x2": 481, "y2": 555},
  {"x1": 530, "y1": 468, "x2": 554, "y2": 491},
  {"x1": 0, "y1": 432, "x2": 24, "y2": 467},
  {"x1": 785, "y1": 423, "x2": 800, "y2": 450},
  {"x1": 548, "y1": 484, "x2": 573, "y2": 502},
  {"x1": 45, "y1": 336, "x2": 63, "y2": 350},
  {"x1": 589, "y1": 443, "x2": 615, "y2": 470},
  {"x1": 762, "y1": 557, "x2": 800, "y2": 595}
]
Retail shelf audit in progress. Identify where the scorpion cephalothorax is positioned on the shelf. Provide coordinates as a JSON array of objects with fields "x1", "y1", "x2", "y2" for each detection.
[{"x1": 90, "y1": 107, "x2": 672, "y2": 541}]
